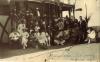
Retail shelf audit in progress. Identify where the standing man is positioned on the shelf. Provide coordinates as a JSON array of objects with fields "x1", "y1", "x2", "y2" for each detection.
[{"x1": 79, "y1": 16, "x2": 87, "y2": 43}]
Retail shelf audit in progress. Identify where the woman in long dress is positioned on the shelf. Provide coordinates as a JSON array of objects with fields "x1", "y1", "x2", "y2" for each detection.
[{"x1": 86, "y1": 27, "x2": 96, "y2": 44}]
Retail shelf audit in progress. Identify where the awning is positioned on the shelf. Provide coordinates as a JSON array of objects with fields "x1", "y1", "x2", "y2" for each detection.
[
  {"x1": 27, "y1": 0, "x2": 74, "y2": 11},
  {"x1": 60, "y1": 3, "x2": 74, "y2": 11}
]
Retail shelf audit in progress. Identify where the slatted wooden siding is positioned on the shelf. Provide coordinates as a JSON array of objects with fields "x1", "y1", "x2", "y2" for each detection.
[{"x1": 0, "y1": 15, "x2": 11, "y2": 43}]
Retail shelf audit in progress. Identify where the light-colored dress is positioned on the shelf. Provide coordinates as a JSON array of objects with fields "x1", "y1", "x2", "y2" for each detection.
[{"x1": 87, "y1": 30, "x2": 96, "y2": 43}]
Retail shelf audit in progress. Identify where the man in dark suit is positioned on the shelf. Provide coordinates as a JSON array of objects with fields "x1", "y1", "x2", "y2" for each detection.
[{"x1": 79, "y1": 16, "x2": 87, "y2": 43}]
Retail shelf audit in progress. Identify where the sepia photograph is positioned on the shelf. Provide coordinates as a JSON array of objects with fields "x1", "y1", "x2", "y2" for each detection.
[{"x1": 0, "y1": 0, "x2": 100, "y2": 62}]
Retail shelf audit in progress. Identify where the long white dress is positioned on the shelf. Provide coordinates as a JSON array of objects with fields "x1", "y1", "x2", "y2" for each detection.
[{"x1": 88, "y1": 30, "x2": 96, "y2": 43}]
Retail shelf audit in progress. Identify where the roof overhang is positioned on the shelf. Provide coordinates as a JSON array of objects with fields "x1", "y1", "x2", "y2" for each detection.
[{"x1": 27, "y1": 0, "x2": 74, "y2": 11}]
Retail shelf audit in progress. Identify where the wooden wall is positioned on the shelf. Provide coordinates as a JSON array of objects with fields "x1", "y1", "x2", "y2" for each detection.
[{"x1": 0, "y1": 15, "x2": 11, "y2": 43}]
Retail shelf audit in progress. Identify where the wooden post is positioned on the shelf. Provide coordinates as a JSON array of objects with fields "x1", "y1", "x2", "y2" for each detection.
[
  {"x1": 69, "y1": 9, "x2": 71, "y2": 18},
  {"x1": 73, "y1": 6, "x2": 75, "y2": 18}
]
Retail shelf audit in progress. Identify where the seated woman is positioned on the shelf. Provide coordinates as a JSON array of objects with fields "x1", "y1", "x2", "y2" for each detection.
[
  {"x1": 9, "y1": 31, "x2": 21, "y2": 48},
  {"x1": 54, "y1": 30, "x2": 69, "y2": 45},
  {"x1": 86, "y1": 27, "x2": 96, "y2": 44}
]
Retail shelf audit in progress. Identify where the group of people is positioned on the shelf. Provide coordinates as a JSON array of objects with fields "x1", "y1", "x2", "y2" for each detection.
[
  {"x1": 9, "y1": 9, "x2": 51, "y2": 49},
  {"x1": 9, "y1": 9, "x2": 96, "y2": 49},
  {"x1": 52, "y1": 16, "x2": 88, "y2": 45}
]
